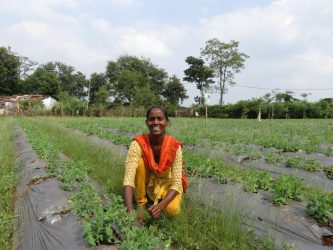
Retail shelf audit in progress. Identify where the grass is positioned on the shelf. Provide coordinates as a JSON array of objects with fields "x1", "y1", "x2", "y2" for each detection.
[
  {"x1": 18, "y1": 117, "x2": 274, "y2": 249},
  {"x1": 0, "y1": 118, "x2": 17, "y2": 250},
  {"x1": 18, "y1": 117, "x2": 124, "y2": 194},
  {"x1": 156, "y1": 194, "x2": 264, "y2": 250}
]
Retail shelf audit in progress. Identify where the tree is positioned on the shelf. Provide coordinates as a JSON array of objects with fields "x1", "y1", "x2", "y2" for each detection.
[
  {"x1": 41, "y1": 62, "x2": 87, "y2": 98},
  {"x1": 88, "y1": 73, "x2": 108, "y2": 103},
  {"x1": 162, "y1": 75, "x2": 188, "y2": 106},
  {"x1": 18, "y1": 55, "x2": 37, "y2": 79},
  {"x1": 106, "y1": 55, "x2": 168, "y2": 105},
  {"x1": 94, "y1": 85, "x2": 109, "y2": 105},
  {"x1": 22, "y1": 68, "x2": 61, "y2": 97},
  {"x1": 0, "y1": 47, "x2": 20, "y2": 95},
  {"x1": 201, "y1": 38, "x2": 249, "y2": 105},
  {"x1": 113, "y1": 69, "x2": 148, "y2": 105},
  {"x1": 183, "y1": 56, "x2": 214, "y2": 105},
  {"x1": 274, "y1": 91, "x2": 298, "y2": 102}
]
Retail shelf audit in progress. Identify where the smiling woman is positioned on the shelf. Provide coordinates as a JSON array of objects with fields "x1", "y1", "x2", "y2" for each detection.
[{"x1": 123, "y1": 105, "x2": 188, "y2": 223}]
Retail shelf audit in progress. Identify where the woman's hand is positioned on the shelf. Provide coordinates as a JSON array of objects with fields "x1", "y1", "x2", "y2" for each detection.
[{"x1": 148, "y1": 204, "x2": 163, "y2": 219}]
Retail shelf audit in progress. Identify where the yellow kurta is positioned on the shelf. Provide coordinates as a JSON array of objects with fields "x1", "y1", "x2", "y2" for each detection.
[{"x1": 123, "y1": 140, "x2": 183, "y2": 204}]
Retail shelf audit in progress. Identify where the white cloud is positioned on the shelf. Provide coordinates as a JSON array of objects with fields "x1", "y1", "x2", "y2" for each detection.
[
  {"x1": 113, "y1": 28, "x2": 172, "y2": 57},
  {"x1": 109, "y1": 0, "x2": 140, "y2": 8}
]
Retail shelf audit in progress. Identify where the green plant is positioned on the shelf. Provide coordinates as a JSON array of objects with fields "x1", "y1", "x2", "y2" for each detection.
[
  {"x1": 60, "y1": 161, "x2": 88, "y2": 191},
  {"x1": 82, "y1": 207, "x2": 120, "y2": 246},
  {"x1": 325, "y1": 146, "x2": 333, "y2": 157},
  {"x1": 266, "y1": 153, "x2": 281, "y2": 164},
  {"x1": 307, "y1": 193, "x2": 333, "y2": 224},
  {"x1": 243, "y1": 170, "x2": 260, "y2": 193},
  {"x1": 248, "y1": 150, "x2": 262, "y2": 160},
  {"x1": 257, "y1": 171, "x2": 274, "y2": 191},
  {"x1": 326, "y1": 165, "x2": 333, "y2": 180},
  {"x1": 303, "y1": 159, "x2": 320, "y2": 172},
  {"x1": 0, "y1": 118, "x2": 17, "y2": 250},
  {"x1": 69, "y1": 184, "x2": 102, "y2": 219},
  {"x1": 284, "y1": 156, "x2": 303, "y2": 168},
  {"x1": 304, "y1": 140, "x2": 319, "y2": 154},
  {"x1": 272, "y1": 175, "x2": 304, "y2": 206}
]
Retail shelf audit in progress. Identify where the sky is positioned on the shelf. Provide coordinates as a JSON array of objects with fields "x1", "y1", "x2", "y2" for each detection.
[{"x1": 1, "y1": 0, "x2": 333, "y2": 106}]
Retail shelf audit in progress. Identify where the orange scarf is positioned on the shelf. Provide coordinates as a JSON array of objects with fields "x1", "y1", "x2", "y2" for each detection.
[{"x1": 134, "y1": 134, "x2": 188, "y2": 192}]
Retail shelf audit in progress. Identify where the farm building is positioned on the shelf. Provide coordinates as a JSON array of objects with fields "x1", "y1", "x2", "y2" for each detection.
[{"x1": 0, "y1": 95, "x2": 57, "y2": 115}]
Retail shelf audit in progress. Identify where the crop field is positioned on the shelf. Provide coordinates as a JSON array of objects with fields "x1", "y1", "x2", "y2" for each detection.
[{"x1": 1, "y1": 116, "x2": 333, "y2": 249}]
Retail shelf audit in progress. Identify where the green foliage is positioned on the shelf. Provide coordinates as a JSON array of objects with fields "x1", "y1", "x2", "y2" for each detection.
[
  {"x1": 266, "y1": 153, "x2": 281, "y2": 164},
  {"x1": 303, "y1": 159, "x2": 320, "y2": 171},
  {"x1": 284, "y1": 156, "x2": 320, "y2": 171},
  {"x1": 284, "y1": 156, "x2": 303, "y2": 168},
  {"x1": 243, "y1": 170, "x2": 260, "y2": 193},
  {"x1": 157, "y1": 196, "x2": 261, "y2": 250},
  {"x1": 325, "y1": 165, "x2": 333, "y2": 180},
  {"x1": 18, "y1": 99, "x2": 45, "y2": 114},
  {"x1": 88, "y1": 73, "x2": 108, "y2": 104},
  {"x1": 22, "y1": 68, "x2": 61, "y2": 97},
  {"x1": 60, "y1": 161, "x2": 88, "y2": 191},
  {"x1": 0, "y1": 118, "x2": 17, "y2": 250},
  {"x1": 162, "y1": 75, "x2": 188, "y2": 106},
  {"x1": 272, "y1": 175, "x2": 304, "y2": 205},
  {"x1": 0, "y1": 47, "x2": 20, "y2": 95},
  {"x1": 325, "y1": 146, "x2": 333, "y2": 157},
  {"x1": 92, "y1": 85, "x2": 109, "y2": 105},
  {"x1": 69, "y1": 184, "x2": 102, "y2": 219},
  {"x1": 307, "y1": 193, "x2": 333, "y2": 224},
  {"x1": 0, "y1": 212, "x2": 14, "y2": 247},
  {"x1": 183, "y1": 56, "x2": 214, "y2": 105},
  {"x1": 41, "y1": 62, "x2": 86, "y2": 98},
  {"x1": 52, "y1": 93, "x2": 87, "y2": 116},
  {"x1": 106, "y1": 55, "x2": 185, "y2": 107},
  {"x1": 243, "y1": 169, "x2": 273, "y2": 193},
  {"x1": 72, "y1": 186, "x2": 170, "y2": 248}
]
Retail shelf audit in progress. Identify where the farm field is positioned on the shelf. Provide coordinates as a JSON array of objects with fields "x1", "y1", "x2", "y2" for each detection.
[{"x1": 1, "y1": 116, "x2": 333, "y2": 249}]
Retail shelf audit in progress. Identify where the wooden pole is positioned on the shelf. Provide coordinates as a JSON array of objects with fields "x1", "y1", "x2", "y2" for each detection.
[{"x1": 205, "y1": 104, "x2": 208, "y2": 133}]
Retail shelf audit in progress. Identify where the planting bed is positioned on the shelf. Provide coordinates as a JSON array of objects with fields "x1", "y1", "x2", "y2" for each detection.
[{"x1": 12, "y1": 125, "x2": 90, "y2": 250}]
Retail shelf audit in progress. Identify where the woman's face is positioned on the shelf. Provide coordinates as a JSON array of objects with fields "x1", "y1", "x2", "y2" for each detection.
[{"x1": 146, "y1": 108, "x2": 168, "y2": 136}]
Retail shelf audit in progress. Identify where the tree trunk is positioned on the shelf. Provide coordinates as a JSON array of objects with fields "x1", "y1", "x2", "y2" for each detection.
[
  {"x1": 219, "y1": 69, "x2": 226, "y2": 105},
  {"x1": 200, "y1": 90, "x2": 205, "y2": 105},
  {"x1": 219, "y1": 81, "x2": 225, "y2": 105}
]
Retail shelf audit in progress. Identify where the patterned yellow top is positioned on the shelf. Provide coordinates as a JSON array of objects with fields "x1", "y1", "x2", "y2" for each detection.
[{"x1": 123, "y1": 140, "x2": 183, "y2": 196}]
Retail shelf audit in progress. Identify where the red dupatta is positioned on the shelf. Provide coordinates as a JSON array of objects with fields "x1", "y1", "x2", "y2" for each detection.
[{"x1": 134, "y1": 134, "x2": 188, "y2": 192}]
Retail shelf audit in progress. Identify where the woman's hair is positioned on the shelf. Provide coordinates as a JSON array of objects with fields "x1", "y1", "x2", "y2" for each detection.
[{"x1": 146, "y1": 105, "x2": 169, "y2": 121}]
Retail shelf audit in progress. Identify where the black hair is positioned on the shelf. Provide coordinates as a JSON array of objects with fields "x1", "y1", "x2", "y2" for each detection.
[{"x1": 146, "y1": 105, "x2": 169, "y2": 121}]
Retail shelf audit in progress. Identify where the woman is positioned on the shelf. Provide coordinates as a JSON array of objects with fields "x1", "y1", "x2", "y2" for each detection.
[{"x1": 123, "y1": 105, "x2": 187, "y2": 220}]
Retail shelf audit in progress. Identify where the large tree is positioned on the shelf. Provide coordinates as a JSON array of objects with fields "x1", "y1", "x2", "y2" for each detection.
[
  {"x1": 41, "y1": 62, "x2": 87, "y2": 98},
  {"x1": 201, "y1": 38, "x2": 249, "y2": 105},
  {"x1": 88, "y1": 73, "x2": 108, "y2": 103},
  {"x1": 106, "y1": 55, "x2": 168, "y2": 106},
  {"x1": 0, "y1": 47, "x2": 20, "y2": 95},
  {"x1": 183, "y1": 56, "x2": 214, "y2": 105},
  {"x1": 162, "y1": 75, "x2": 188, "y2": 106},
  {"x1": 113, "y1": 69, "x2": 147, "y2": 105},
  {"x1": 22, "y1": 68, "x2": 60, "y2": 97}
]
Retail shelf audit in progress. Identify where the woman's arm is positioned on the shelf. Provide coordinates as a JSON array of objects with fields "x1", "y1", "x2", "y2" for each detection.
[
  {"x1": 123, "y1": 141, "x2": 141, "y2": 213},
  {"x1": 124, "y1": 185, "x2": 134, "y2": 213},
  {"x1": 148, "y1": 189, "x2": 178, "y2": 219}
]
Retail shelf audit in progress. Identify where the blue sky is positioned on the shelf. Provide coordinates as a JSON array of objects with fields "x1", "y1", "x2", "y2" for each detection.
[{"x1": 1, "y1": 0, "x2": 332, "y2": 106}]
